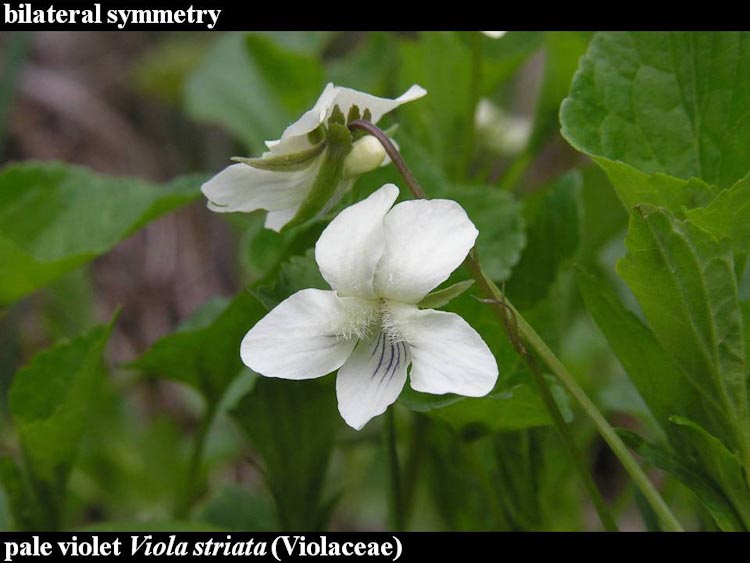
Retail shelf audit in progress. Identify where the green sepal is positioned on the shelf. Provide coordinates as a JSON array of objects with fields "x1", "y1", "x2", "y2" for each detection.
[
  {"x1": 418, "y1": 280, "x2": 475, "y2": 310},
  {"x1": 347, "y1": 104, "x2": 361, "y2": 123},
  {"x1": 329, "y1": 105, "x2": 346, "y2": 125},
  {"x1": 307, "y1": 125, "x2": 325, "y2": 145},
  {"x1": 281, "y1": 122, "x2": 353, "y2": 232},
  {"x1": 232, "y1": 139, "x2": 326, "y2": 172}
]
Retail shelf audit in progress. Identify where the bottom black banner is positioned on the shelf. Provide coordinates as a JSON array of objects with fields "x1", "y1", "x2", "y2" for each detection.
[{"x1": 0, "y1": 531, "x2": 742, "y2": 562}]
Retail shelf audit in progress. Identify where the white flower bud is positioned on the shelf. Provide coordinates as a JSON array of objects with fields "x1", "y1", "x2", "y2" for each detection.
[
  {"x1": 343, "y1": 135, "x2": 386, "y2": 178},
  {"x1": 475, "y1": 98, "x2": 531, "y2": 156}
]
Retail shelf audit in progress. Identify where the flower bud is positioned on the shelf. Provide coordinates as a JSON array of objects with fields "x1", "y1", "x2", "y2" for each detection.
[
  {"x1": 475, "y1": 98, "x2": 531, "y2": 157},
  {"x1": 343, "y1": 135, "x2": 386, "y2": 178}
]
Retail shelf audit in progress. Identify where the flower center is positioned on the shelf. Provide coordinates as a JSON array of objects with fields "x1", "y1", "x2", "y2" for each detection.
[{"x1": 333, "y1": 297, "x2": 411, "y2": 344}]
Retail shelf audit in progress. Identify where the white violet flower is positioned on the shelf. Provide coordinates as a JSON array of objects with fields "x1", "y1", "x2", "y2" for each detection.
[
  {"x1": 240, "y1": 184, "x2": 499, "y2": 430},
  {"x1": 201, "y1": 83, "x2": 426, "y2": 232},
  {"x1": 481, "y1": 31, "x2": 507, "y2": 39}
]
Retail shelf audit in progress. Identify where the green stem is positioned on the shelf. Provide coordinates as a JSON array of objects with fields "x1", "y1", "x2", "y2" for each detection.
[
  {"x1": 348, "y1": 119, "x2": 684, "y2": 532},
  {"x1": 176, "y1": 400, "x2": 218, "y2": 518},
  {"x1": 384, "y1": 409, "x2": 405, "y2": 531},
  {"x1": 473, "y1": 266, "x2": 683, "y2": 532},
  {"x1": 465, "y1": 256, "x2": 618, "y2": 530},
  {"x1": 349, "y1": 119, "x2": 426, "y2": 198}
]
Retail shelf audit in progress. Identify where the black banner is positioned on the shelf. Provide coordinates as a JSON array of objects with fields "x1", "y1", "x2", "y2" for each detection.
[
  {"x1": 0, "y1": 531, "x2": 746, "y2": 562},
  {"x1": 0, "y1": 0, "x2": 742, "y2": 31}
]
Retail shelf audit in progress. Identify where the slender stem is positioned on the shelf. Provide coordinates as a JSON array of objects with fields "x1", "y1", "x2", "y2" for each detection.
[
  {"x1": 176, "y1": 400, "x2": 218, "y2": 518},
  {"x1": 348, "y1": 120, "x2": 426, "y2": 198},
  {"x1": 470, "y1": 265, "x2": 683, "y2": 532},
  {"x1": 384, "y1": 408, "x2": 405, "y2": 531},
  {"x1": 465, "y1": 254, "x2": 618, "y2": 530},
  {"x1": 350, "y1": 119, "x2": 684, "y2": 532}
]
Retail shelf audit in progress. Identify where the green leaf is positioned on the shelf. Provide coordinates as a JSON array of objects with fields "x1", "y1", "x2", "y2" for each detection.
[
  {"x1": 424, "y1": 422, "x2": 500, "y2": 530},
  {"x1": 669, "y1": 416, "x2": 750, "y2": 528},
  {"x1": 401, "y1": 382, "x2": 565, "y2": 437},
  {"x1": 442, "y1": 185, "x2": 525, "y2": 282},
  {"x1": 577, "y1": 268, "x2": 719, "y2": 445},
  {"x1": 618, "y1": 428, "x2": 745, "y2": 531},
  {"x1": 244, "y1": 34, "x2": 325, "y2": 117},
  {"x1": 0, "y1": 162, "x2": 201, "y2": 305},
  {"x1": 591, "y1": 159, "x2": 716, "y2": 213},
  {"x1": 507, "y1": 171, "x2": 582, "y2": 308},
  {"x1": 239, "y1": 212, "x2": 324, "y2": 285},
  {"x1": 254, "y1": 249, "x2": 328, "y2": 309},
  {"x1": 0, "y1": 458, "x2": 35, "y2": 530},
  {"x1": 491, "y1": 429, "x2": 582, "y2": 531},
  {"x1": 478, "y1": 31, "x2": 544, "y2": 95},
  {"x1": 579, "y1": 165, "x2": 628, "y2": 265},
  {"x1": 131, "y1": 292, "x2": 266, "y2": 404},
  {"x1": 528, "y1": 32, "x2": 592, "y2": 152},
  {"x1": 562, "y1": 32, "x2": 750, "y2": 196},
  {"x1": 633, "y1": 488, "x2": 662, "y2": 532},
  {"x1": 185, "y1": 34, "x2": 324, "y2": 151},
  {"x1": 325, "y1": 33, "x2": 395, "y2": 95},
  {"x1": 197, "y1": 485, "x2": 275, "y2": 531},
  {"x1": 8, "y1": 318, "x2": 115, "y2": 528},
  {"x1": 617, "y1": 206, "x2": 750, "y2": 455},
  {"x1": 418, "y1": 280, "x2": 475, "y2": 310},
  {"x1": 687, "y1": 172, "x2": 750, "y2": 249},
  {"x1": 232, "y1": 378, "x2": 339, "y2": 530},
  {"x1": 397, "y1": 32, "x2": 472, "y2": 178}
]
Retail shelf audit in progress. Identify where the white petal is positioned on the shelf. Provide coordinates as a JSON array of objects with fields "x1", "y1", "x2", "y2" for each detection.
[
  {"x1": 263, "y1": 84, "x2": 425, "y2": 157},
  {"x1": 374, "y1": 199, "x2": 478, "y2": 303},
  {"x1": 201, "y1": 162, "x2": 316, "y2": 214},
  {"x1": 401, "y1": 309, "x2": 498, "y2": 396},
  {"x1": 315, "y1": 184, "x2": 399, "y2": 299},
  {"x1": 336, "y1": 332, "x2": 410, "y2": 430},
  {"x1": 266, "y1": 83, "x2": 340, "y2": 155},
  {"x1": 328, "y1": 84, "x2": 427, "y2": 125},
  {"x1": 241, "y1": 289, "x2": 356, "y2": 380},
  {"x1": 343, "y1": 135, "x2": 386, "y2": 178},
  {"x1": 264, "y1": 208, "x2": 297, "y2": 232}
]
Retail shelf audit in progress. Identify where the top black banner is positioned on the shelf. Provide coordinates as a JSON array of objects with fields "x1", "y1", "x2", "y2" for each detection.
[{"x1": 0, "y1": 0, "x2": 744, "y2": 30}]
